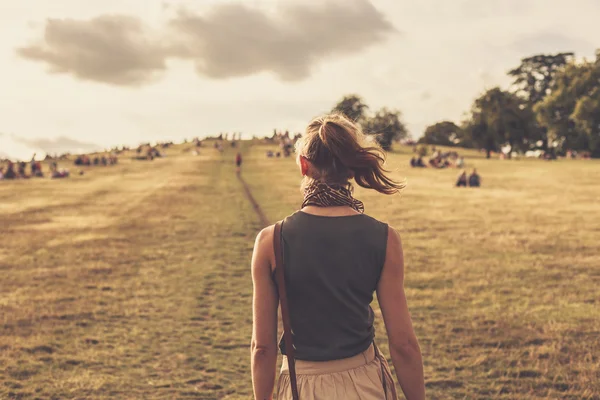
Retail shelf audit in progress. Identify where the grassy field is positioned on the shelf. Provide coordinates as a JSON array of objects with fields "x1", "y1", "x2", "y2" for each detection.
[{"x1": 1, "y1": 142, "x2": 599, "y2": 399}]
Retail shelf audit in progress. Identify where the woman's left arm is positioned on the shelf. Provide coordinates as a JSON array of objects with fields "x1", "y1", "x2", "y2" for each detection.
[{"x1": 251, "y1": 226, "x2": 279, "y2": 400}]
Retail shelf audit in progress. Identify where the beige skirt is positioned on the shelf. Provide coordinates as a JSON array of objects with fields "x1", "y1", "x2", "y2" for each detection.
[{"x1": 276, "y1": 344, "x2": 397, "y2": 400}]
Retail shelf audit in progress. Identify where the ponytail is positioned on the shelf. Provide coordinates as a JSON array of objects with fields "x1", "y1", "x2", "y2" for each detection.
[{"x1": 297, "y1": 114, "x2": 405, "y2": 195}]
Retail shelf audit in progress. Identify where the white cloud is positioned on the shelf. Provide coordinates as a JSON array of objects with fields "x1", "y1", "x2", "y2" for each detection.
[
  {"x1": 18, "y1": 0, "x2": 395, "y2": 85},
  {"x1": 17, "y1": 15, "x2": 168, "y2": 86}
]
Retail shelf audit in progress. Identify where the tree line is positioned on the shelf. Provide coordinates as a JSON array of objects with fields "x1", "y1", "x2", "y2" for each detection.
[
  {"x1": 332, "y1": 50, "x2": 600, "y2": 158},
  {"x1": 331, "y1": 96, "x2": 408, "y2": 151}
]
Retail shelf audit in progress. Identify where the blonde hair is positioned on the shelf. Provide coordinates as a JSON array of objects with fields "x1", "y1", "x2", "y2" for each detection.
[{"x1": 295, "y1": 113, "x2": 404, "y2": 195}]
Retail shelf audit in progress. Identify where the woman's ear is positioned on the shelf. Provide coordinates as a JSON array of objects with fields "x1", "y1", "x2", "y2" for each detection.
[{"x1": 299, "y1": 156, "x2": 309, "y2": 176}]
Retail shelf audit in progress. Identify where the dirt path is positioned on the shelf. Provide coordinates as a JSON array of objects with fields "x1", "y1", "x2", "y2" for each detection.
[{"x1": 237, "y1": 172, "x2": 270, "y2": 227}]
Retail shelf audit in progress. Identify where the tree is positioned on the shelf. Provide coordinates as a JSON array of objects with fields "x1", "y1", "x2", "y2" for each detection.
[
  {"x1": 508, "y1": 53, "x2": 574, "y2": 105},
  {"x1": 536, "y1": 57, "x2": 600, "y2": 157},
  {"x1": 419, "y1": 121, "x2": 463, "y2": 146},
  {"x1": 508, "y1": 53, "x2": 574, "y2": 150},
  {"x1": 572, "y1": 87, "x2": 600, "y2": 157},
  {"x1": 464, "y1": 88, "x2": 534, "y2": 158},
  {"x1": 363, "y1": 108, "x2": 408, "y2": 151},
  {"x1": 332, "y1": 95, "x2": 369, "y2": 122}
]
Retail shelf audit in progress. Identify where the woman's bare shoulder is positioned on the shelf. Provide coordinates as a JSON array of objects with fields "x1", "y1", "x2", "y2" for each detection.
[
  {"x1": 253, "y1": 224, "x2": 277, "y2": 274},
  {"x1": 256, "y1": 224, "x2": 275, "y2": 243}
]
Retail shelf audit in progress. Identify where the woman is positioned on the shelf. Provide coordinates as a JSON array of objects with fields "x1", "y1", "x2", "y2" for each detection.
[
  {"x1": 456, "y1": 170, "x2": 468, "y2": 187},
  {"x1": 251, "y1": 114, "x2": 425, "y2": 400}
]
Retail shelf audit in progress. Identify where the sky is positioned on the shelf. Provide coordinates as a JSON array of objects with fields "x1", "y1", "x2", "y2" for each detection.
[{"x1": 1, "y1": 0, "x2": 599, "y2": 159}]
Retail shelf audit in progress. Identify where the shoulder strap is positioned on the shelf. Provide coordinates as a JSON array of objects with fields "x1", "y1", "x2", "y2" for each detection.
[{"x1": 273, "y1": 221, "x2": 299, "y2": 400}]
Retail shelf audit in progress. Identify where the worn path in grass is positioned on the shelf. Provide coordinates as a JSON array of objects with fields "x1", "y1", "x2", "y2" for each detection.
[
  {"x1": 243, "y1": 144, "x2": 600, "y2": 400},
  {"x1": 0, "y1": 147, "x2": 262, "y2": 399}
]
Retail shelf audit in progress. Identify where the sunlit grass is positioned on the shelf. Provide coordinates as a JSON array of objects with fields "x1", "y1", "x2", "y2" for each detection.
[
  {"x1": 244, "y1": 144, "x2": 600, "y2": 400},
  {"x1": 1, "y1": 142, "x2": 598, "y2": 399}
]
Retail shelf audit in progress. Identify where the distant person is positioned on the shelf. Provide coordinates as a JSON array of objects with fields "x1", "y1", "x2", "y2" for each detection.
[
  {"x1": 456, "y1": 156, "x2": 465, "y2": 169},
  {"x1": 52, "y1": 169, "x2": 70, "y2": 179},
  {"x1": 235, "y1": 152, "x2": 242, "y2": 173},
  {"x1": 33, "y1": 162, "x2": 44, "y2": 177},
  {"x1": 18, "y1": 162, "x2": 27, "y2": 178},
  {"x1": 416, "y1": 156, "x2": 425, "y2": 168},
  {"x1": 30, "y1": 153, "x2": 37, "y2": 175},
  {"x1": 4, "y1": 162, "x2": 16, "y2": 179},
  {"x1": 410, "y1": 157, "x2": 417, "y2": 168},
  {"x1": 251, "y1": 114, "x2": 424, "y2": 400},
  {"x1": 50, "y1": 162, "x2": 69, "y2": 179},
  {"x1": 456, "y1": 170, "x2": 468, "y2": 187},
  {"x1": 469, "y1": 169, "x2": 481, "y2": 187}
]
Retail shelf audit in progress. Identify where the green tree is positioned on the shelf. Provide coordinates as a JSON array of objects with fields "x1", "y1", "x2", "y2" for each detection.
[
  {"x1": 332, "y1": 95, "x2": 369, "y2": 122},
  {"x1": 536, "y1": 56, "x2": 600, "y2": 156},
  {"x1": 419, "y1": 121, "x2": 462, "y2": 146},
  {"x1": 465, "y1": 88, "x2": 534, "y2": 158},
  {"x1": 508, "y1": 52, "x2": 574, "y2": 151},
  {"x1": 509, "y1": 53, "x2": 574, "y2": 105},
  {"x1": 363, "y1": 108, "x2": 408, "y2": 151},
  {"x1": 572, "y1": 87, "x2": 600, "y2": 157}
]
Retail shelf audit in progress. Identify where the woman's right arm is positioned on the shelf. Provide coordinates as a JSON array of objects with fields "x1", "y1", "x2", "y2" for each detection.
[{"x1": 376, "y1": 227, "x2": 425, "y2": 400}]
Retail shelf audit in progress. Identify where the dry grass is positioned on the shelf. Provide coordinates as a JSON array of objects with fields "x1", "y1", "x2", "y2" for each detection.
[
  {"x1": 244, "y1": 144, "x2": 600, "y2": 400},
  {"x1": 1, "y1": 142, "x2": 598, "y2": 399},
  {"x1": 1, "y1": 145, "x2": 259, "y2": 399}
]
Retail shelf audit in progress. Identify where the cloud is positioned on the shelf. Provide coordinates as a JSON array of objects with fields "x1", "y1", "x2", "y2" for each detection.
[
  {"x1": 17, "y1": 136, "x2": 102, "y2": 155},
  {"x1": 18, "y1": 0, "x2": 395, "y2": 85},
  {"x1": 167, "y1": 0, "x2": 395, "y2": 81},
  {"x1": 17, "y1": 15, "x2": 168, "y2": 86}
]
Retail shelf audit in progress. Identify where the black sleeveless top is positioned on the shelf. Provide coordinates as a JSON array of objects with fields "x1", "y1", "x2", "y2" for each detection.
[{"x1": 278, "y1": 211, "x2": 389, "y2": 361}]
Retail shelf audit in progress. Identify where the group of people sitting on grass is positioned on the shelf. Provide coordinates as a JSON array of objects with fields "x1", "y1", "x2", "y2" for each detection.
[
  {"x1": 133, "y1": 146, "x2": 164, "y2": 161},
  {"x1": 74, "y1": 154, "x2": 118, "y2": 166},
  {"x1": 0, "y1": 159, "x2": 70, "y2": 180},
  {"x1": 1, "y1": 153, "x2": 46, "y2": 180},
  {"x1": 266, "y1": 150, "x2": 283, "y2": 158},
  {"x1": 410, "y1": 150, "x2": 465, "y2": 170},
  {"x1": 456, "y1": 169, "x2": 481, "y2": 188}
]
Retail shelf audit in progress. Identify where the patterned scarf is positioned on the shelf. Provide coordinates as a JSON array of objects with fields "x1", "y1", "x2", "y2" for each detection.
[{"x1": 301, "y1": 182, "x2": 365, "y2": 214}]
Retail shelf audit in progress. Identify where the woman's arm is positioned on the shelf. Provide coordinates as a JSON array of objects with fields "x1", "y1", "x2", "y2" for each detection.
[
  {"x1": 251, "y1": 226, "x2": 279, "y2": 400},
  {"x1": 376, "y1": 227, "x2": 425, "y2": 400}
]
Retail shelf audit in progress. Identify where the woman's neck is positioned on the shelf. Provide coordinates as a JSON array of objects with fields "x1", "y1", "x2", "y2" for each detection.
[{"x1": 300, "y1": 205, "x2": 360, "y2": 217}]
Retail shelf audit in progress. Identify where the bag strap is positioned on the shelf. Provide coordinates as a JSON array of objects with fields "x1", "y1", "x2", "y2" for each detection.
[
  {"x1": 374, "y1": 343, "x2": 388, "y2": 398},
  {"x1": 273, "y1": 221, "x2": 299, "y2": 400}
]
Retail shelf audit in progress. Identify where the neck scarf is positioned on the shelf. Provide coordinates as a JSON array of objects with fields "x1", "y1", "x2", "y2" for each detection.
[{"x1": 301, "y1": 181, "x2": 365, "y2": 214}]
